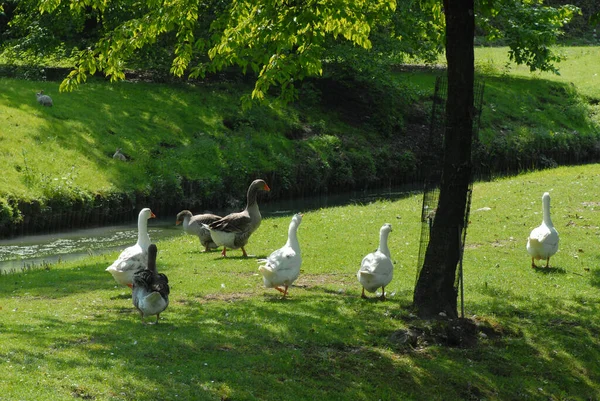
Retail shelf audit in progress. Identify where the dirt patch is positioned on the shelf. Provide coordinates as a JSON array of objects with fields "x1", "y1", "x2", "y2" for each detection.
[
  {"x1": 193, "y1": 292, "x2": 255, "y2": 303},
  {"x1": 390, "y1": 317, "x2": 509, "y2": 349},
  {"x1": 295, "y1": 273, "x2": 355, "y2": 287}
]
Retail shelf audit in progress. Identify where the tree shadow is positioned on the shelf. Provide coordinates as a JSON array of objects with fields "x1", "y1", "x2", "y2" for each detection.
[
  {"x1": 1, "y1": 275, "x2": 428, "y2": 399},
  {"x1": 590, "y1": 268, "x2": 600, "y2": 288},
  {"x1": 1, "y1": 251, "x2": 599, "y2": 399}
]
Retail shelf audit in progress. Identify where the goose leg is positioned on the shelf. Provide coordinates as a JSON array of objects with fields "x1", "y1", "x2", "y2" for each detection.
[
  {"x1": 545, "y1": 257, "x2": 550, "y2": 268},
  {"x1": 361, "y1": 287, "x2": 367, "y2": 299},
  {"x1": 380, "y1": 286, "x2": 386, "y2": 301},
  {"x1": 241, "y1": 247, "x2": 248, "y2": 257},
  {"x1": 221, "y1": 247, "x2": 228, "y2": 257},
  {"x1": 282, "y1": 285, "x2": 289, "y2": 299},
  {"x1": 274, "y1": 287, "x2": 286, "y2": 294},
  {"x1": 531, "y1": 257, "x2": 536, "y2": 268}
]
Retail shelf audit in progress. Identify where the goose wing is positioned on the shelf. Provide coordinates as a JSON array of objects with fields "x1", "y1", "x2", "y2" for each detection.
[{"x1": 209, "y1": 211, "x2": 252, "y2": 233}]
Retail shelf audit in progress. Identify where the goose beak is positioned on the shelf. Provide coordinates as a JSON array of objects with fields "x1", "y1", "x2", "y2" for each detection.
[
  {"x1": 264, "y1": 183, "x2": 271, "y2": 191},
  {"x1": 150, "y1": 212, "x2": 156, "y2": 218},
  {"x1": 176, "y1": 220, "x2": 181, "y2": 225}
]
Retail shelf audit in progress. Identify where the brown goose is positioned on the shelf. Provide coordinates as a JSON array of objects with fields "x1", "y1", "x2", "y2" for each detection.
[
  {"x1": 132, "y1": 244, "x2": 170, "y2": 324},
  {"x1": 206, "y1": 179, "x2": 271, "y2": 257},
  {"x1": 175, "y1": 210, "x2": 222, "y2": 252}
]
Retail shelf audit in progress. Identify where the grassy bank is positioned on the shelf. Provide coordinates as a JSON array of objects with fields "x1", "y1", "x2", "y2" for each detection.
[
  {"x1": 0, "y1": 46, "x2": 599, "y2": 236},
  {"x1": 474, "y1": 46, "x2": 600, "y2": 99},
  {"x1": 0, "y1": 164, "x2": 598, "y2": 400}
]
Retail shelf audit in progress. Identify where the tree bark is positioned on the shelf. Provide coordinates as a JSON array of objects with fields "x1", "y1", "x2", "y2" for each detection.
[{"x1": 413, "y1": 0, "x2": 475, "y2": 319}]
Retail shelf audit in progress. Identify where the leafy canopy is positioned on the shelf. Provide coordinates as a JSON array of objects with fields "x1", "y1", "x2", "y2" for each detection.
[
  {"x1": 32, "y1": 0, "x2": 579, "y2": 102},
  {"x1": 478, "y1": 0, "x2": 580, "y2": 73},
  {"x1": 37, "y1": 0, "x2": 396, "y2": 103}
]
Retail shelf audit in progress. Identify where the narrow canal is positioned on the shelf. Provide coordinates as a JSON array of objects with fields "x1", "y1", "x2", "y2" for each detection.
[{"x1": 0, "y1": 187, "x2": 419, "y2": 272}]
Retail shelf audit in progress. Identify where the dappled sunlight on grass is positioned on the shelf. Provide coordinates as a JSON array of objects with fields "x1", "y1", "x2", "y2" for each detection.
[
  {"x1": 0, "y1": 165, "x2": 599, "y2": 399},
  {"x1": 475, "y1": 46, "x2": 600, "y2": 99},
  {"x1": 0, "y1": 77, "x2": 290, "y2": 200}
]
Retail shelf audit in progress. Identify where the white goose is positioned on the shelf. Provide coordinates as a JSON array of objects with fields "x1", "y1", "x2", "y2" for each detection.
[
  {"x1": 258, "y1": 213, "x2": 303, "y2": 298},
  {"x1": 357, "y1": 223, "x2": 394, "y2": 300},
  {"x1": 132, "y1": 244, "x2": 170, "y2": 324},
  {"x1": 527, "y1": 192, "x2": 559, "y2": 268},
  {"x1": 106, "y1": 208, "x2": 155, "y2": 287}
]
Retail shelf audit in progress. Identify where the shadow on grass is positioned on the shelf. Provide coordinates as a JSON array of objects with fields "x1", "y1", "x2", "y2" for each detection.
[
  {"x1": 1, "y1": 260, "x2": 599, "y2": 400},
  {"x1": 0, "y1": 260, "x2": 110, "y2": 297},
  {"x1": 458, "y1": 284, "x2": 600, "y2": 399},
  {"x1": 532, "y1": 265, "x2": 567, "y2": 274},
  {"x1": 591, "y1": 268, "x2": 600, "y2": 288},
  {"x1": 208, "y1": 254, "x2": 270, "y2": 261},
  {"x1": 1, "y1": 273, "x2": 425, "y2": 399}
]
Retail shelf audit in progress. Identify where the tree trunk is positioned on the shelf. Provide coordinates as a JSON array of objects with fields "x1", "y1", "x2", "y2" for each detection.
[{"x1": 413, "y1": 0, "x2": 475, "y2": 319}]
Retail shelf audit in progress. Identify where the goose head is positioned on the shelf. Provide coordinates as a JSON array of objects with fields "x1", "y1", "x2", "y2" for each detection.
[
  {"x1": 175, "y1": 210, "x2": 192, "y2": 225},
  {"x1": 250, "y1": 179, "x2": 271, "y2": 192},
  {"x1": 248, "y1": 179, "x2": 270, "y2": 198},
  {"x1": 291, "y1": 213, "x2": 303, "y2": 226},
  {"x1": 139, "y1": 208, "x2": 156, "y2": 221},
  {"x1": 245, "y1": 179, "x2": 271, "y2": 208}
]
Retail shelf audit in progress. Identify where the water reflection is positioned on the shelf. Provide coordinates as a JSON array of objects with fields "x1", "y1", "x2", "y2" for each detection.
[
  {"x1": 0, "y1": 186, "x2": 419, "y2": 273},
  {"x1": 0, "y1": 221, "x2": 180, "y2": 273}
]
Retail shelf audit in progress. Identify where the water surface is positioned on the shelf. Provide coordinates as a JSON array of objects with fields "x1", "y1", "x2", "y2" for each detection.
[{"x1": 0, "y1": 187, "x2": 418, "y2": 273}]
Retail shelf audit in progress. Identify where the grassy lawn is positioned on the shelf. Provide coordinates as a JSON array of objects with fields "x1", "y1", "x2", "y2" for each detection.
[
  {"x1": 0, "y1": 164, "x2": 598, "y2": 400},
  {"x1": 0, "y1": 77, "x2": 294, "y2": 199},
  {"x1": 474, "y1": 46, "x2": 600, "y2": 100},
  {"x1": 1, "y1": 46, "x2": 599, "y2": 207}
]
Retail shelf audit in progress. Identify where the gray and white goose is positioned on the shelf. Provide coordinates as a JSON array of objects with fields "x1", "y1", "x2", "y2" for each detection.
[
  {"x1": 132, "y1": 244, "x2": 170, "y2": 324},
  {"x1": 205, "y1": 179, "x2": 270, "y2": 257},
  {"x1": 176, "y1": 210, "x2": 222, "y2": 252}
]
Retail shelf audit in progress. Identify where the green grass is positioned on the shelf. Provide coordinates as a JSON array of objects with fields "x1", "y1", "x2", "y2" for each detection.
[
  {"x1": 413, "y1": 46, "x2": 600, "y2": 137},
  {"x1": 0, "y1": 77, "x2": 296, "y2": 199},
  {"x1": 1, "y1": 46, "x2": 598, "y2": 199},
  {"x1": 1, "y1": 164, "x2": 599, "y2": 400},
  {"x1": 474, "y1": 46, "x2": 600, "y2": 100}
]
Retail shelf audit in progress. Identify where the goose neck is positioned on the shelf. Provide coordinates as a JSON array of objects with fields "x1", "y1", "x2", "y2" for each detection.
[
  {"x1": 247, "y1": 201, "x2": 261, "y2": 218},
  {"x1": 286, "y1": 222, "x2": 299, "y2": 245},
  {"x1": 137, "y1": 217, "x2": 151, "y2": 247},
  {"x1": 246, "y1": 187, "x2": 259, "y2": 209},
  {"x1": 147, "y1": 250, "x2": 157, "y2": 274},
  {"x1": 542, "y1": 198, "x2": 553, "y2": 227},
  {"x1": 378, "y1": 231, "x2": 391, "y2": 258}
]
